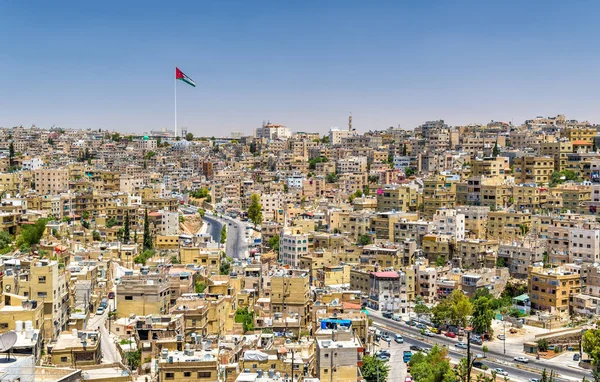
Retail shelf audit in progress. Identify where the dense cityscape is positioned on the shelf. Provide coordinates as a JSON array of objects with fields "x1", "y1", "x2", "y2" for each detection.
[{"x1": 0, "y1": 116, "x2": 599, "y2": 382}]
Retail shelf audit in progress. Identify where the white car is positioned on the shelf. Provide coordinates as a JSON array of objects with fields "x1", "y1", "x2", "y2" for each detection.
[
  {"x1": 494, "y1": 368, "x2": 508, "y2": 376},
  {"x1": 455, "y1": 342, "x2": 468, "y2": 349},
  {"x1": 514, "y1": 356, "x2": 529, "y2": 363}
]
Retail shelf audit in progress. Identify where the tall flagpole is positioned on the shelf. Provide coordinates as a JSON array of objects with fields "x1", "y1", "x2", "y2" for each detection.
[{"x1": 174, "y1": 67, "x2": 177, "y2": 138}]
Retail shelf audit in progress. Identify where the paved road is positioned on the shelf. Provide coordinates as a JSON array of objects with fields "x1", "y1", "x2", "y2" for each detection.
[
  {"x1": 201, "y1": 215, "x2": 223, "y2": 243},
  {"x1": 370, "y1": 312, "x2": 588, "y2": 381},
  {"x1": 203, "y1": 214, "x2": 247, "y2": 259},
  {"x1": 87, "y1": 299, "x2": 121, "y2": 364}
]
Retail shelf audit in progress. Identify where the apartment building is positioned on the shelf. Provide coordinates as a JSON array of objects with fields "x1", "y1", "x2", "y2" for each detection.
[
  {"x1": 279, "y1": 228, "x2": 309, "y2": 267},
  {"x1": 270, "y1": 269, "x2": 311, "y2": 326},
  {"x1": 455, "y1": 239, "x2": 499, "y2": 269},
  {"x1": 486, "y1": 210, "x2": 531, "y2": 241},
  {"x1": 116, "y1": 271, "x2": 171, "y2": 318},
  {"x1": 457, "y1": 206, "x2": 489, "y2": 239},
  {"x1": 513, "y1": 156, "x2": 554, "y2": 184},
  {"x1": 158, "y1": 347, "x2": 219, "y2": 382},
  {"x1": 34, "y1": 168, "x2": 69, "y2": 194},
  {"x1": 470, "y1": 157, "x2": 510, "y2": 179},
  {"x1": 336, "y1": 156, "x2": 367, "y2": 174},
  {"x1": 528, "y1": 266, "x2": 581, "y2": 316},
  {"x1": 433, "y1": 208, "x2": 465, "y2": 240},
  {"x1": 315, "y1": 329, "x2": 363, "y2": 382},
  {"x1": 540, "y1": 141, "x2": 573, "y2": 171},
  {"x1": 569, "y1": 227, "x2": 600, "y2": 263},
  {"x1": 497, "y1": 240, "x2": 546, "y2": 278},
  {"x1": 376, "y1": 184, "x2": 420, "y2": 213},
  {"x1": 51, "y1": 330, "x2": 101, "y2": 367}
]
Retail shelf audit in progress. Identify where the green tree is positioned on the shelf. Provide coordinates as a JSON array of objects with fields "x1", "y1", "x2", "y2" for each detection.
[
  {"x1": 326, "y1": 173, "x2": 338, "y2": 183},
  {"x1": 414, "y1": 298, "x2": 430, "y2": 322},
  {"x1": 195, "y1": 281, "x2": 206, "y2": 293},
  {"x1": 358, "y1": 234, "x2": 371, "y2": 246},
  {"x1": 143, "y1": 209, "x2": 152, "y2": 250},
  {"x1": 435, "y1": 256, "x2": 446, "y2": 267},
  {"x1": 220, "y1": 258, "x2": 231, "y2": 275},
  {"x1": 402, "y1": 143, "x2": 407, "y2": 156},
  {"x1": 123, "y1": 212, "x2": 131, "y2": 244},
  {"x1": 492, "y1": 141, "x2": 500, "y2": 157},
  {"x1": 0, "y1": 231, "x2": 12, "y2": 250},
  {"x1": 360, "y1": 355, "x2": 390, "y2": 382},
  {"x1": 220, "y1": 225, "x2": 227, "y2": 245},
  {"x1": 105, "y1": 217, "x2": 119, "y2": 228},
  {"x1": 583, "y1": 329, "x2": 600, "y2": 369},
  {"x1": 8, "y1": 142, "x2": 14, "y2": 167},
  {"x1": 124, "y1": 349, "x2": 141, "y2": 370},
  {"x1": 18, "y1": 218, "x2": 48, "y2": 247},
  {"x1": 409, "y1": 345, "x2": 453, "y2": 382},
  {"x1": 247, "y1": 194, "x2": 263, "y2": 226},
  {"x1": 496, "y1": 257, "x2": 506, "y2": 267},
  {"x1": 471, "y1": 296, "x2": 494, "y2": 335},
  {"x1": 405, "y1": 167, "x2": 416, "y2": 177},
  {"x1": 93, "y1": 231, "x2": 101, "y2": 241},
  {"x1": 268, "y1": 235, "x2": 280, "y2": 253},
  {"x1": 185, "y1": 132, "x2": 194, "y2": 141}
]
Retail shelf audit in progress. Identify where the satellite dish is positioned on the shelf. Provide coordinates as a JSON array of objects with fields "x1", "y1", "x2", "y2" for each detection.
[{"x1": 0, "y1": 331, "x2": 17, "y2": 352}]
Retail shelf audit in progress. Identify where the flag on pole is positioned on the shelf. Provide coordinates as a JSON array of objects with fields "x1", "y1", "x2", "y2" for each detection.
[{"x1": 176, "y1": 67, "x2": 196, "y2": 87}]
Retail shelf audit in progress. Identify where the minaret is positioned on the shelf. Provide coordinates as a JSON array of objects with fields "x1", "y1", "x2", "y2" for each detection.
[{"x1": 349, "y1": 112, "x2": 353, "y2": 132}]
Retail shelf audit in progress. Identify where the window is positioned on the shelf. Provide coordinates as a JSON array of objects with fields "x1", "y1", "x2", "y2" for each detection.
[
  {"x1": 184, "y1": 372, "x2": 192, "y2": 377},
  {"x1": 61, "y1": 357, "x2": 68, "y2": 362},
  {"x1": 37, "y1": 292, "x2": 47, "y2": 298},
  {"x1": 125, "y1": 296, "x2": 133, "y2": 300},
  {"x1": 197, "y1": 372, "x2": 211, "y2": 378},
  {"x1": 165, "y1": 372, "x2": 175, "y2": 379},
  {"x1": 38, "y1": 276, "x2": 46, "y2": 283}
]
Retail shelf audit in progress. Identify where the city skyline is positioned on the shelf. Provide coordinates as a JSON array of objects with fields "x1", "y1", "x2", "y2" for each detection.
[{"x1": 2, "y1": 1, "x2": 600, "y2": 134}]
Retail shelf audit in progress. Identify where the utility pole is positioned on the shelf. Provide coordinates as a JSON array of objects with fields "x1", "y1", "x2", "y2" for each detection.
[{"x1": 467, "y1": 328, "x2": 472, "y2": 382}]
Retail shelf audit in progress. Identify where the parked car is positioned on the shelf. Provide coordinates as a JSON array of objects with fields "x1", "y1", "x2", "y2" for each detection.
[
  {"x1": 514, "y1": 356, "x2": 529, "y2": 363},
  {"x1": 108, "y1": 291, "x2": 115, "y2": 299},
  {"x1": 405, "y1": 377, "x2": 412, "y2": 382},
  {"x1": 428, "y1": 327, "x2": 439, "y2": 334},
  {"x1": 376, "y1": 350, "x2": 390, "y2": 357},
  {"x1": 456, "y1": 342, "x2": 468, "y2": 349},
  {"x1": 381, "y1": 334, "x2": 391, "y2": 343},
  {"x1": 528, "y1": 379, "x2": 540, "y2": 382},
  {"x1": 410, "y1": 345, "x2": 424, "y2": 352},
  {"x1": 573, "y1": 353, "x2": 580, "y2": 361},
  {"x1": 376, "y1": 353, "x2": 390, "y2": 361},
  {"x1": 405, "y1": 320, "x2": 413, "y2": 326},
  {"x1": 445, "y1": 331, "x2": 457, "y2": 338},
  {"x1": 494, "y1": 368, "x2": 508, "y2": 376},
  {"x1": 382, "y1": 311, "x2": 393, "y2": 319},
  {"x1": 424, "y1": 330, "x2": 435, "y2": 337},
  {"x1": 497, "y1": 334, "x2": 505, "y2": 340},
  {"x1": 395, "y1": 334, "x2": 404, "y2": 343},
  {"x1": 416, "y1": 323, "x2": 427, "y2": 330},
  {"x1": 392, "y1": 314, "x2": 402, "y2": 322},
  {"x1": 475, "y1": 353, "x2": 484, "y2": 359},
  {"x1": 472, "y1": 361, "x2": 485, "y2": 368},
  {"x1": 470, "y1": 336, "x2": 483, "y2": 345},
  {"x1": 96, "y1": 307, "x2": 105, "y2": 315}
]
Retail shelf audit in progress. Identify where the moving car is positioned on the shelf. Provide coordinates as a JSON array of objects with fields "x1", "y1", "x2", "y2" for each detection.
[
  {"x1": 514, "y1": 356, "x2": 529, "y2": 363},
  {"x1": 472, "y1": 361, "x2": 484, "y2": 368},
  {"x1": 456, "y1": 342, "x2": 468, "y2": 349},
  {"x1": 96, "y1": 306, "x2": 105, "y2": 315},
  {"x1": 381, "y1": 334, "x2": 391, "y2": 343},
  {"x1": 528, "y1": 379, "x2": 540, "y2": 382},
  {"x1": 445, "y1": 331, "x2": 457, "y2": 338},
  {"x1": 497, "y1": 334, "x2": 505, "y2": 340},
  {"x1": 410, "y1": 345, "x2": 423, "y2": 352},
  {"x1": 494, "y1": 368, "x2": 508, "y2": 376},
  {"x1": 395, "y1": 334, "x2": 404, "y2": 343},
  {"x1": 376, "y1": 353, "x2": 390, "y2": 361},
  {"x1": 573, "y1": 353, "x2": 580, "y2": 361},
  {"x1": 108, "y1": 291, "x2": 115, "y2": 299}
]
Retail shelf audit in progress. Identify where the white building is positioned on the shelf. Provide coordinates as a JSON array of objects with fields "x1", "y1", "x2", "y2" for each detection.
[
  {"x1": 433, "y1": 208, "x2": 465, "y2": 240},
  {"x1": 393, "y1": 156, "x2": 411, "y2": 170},
  {"x1": 255, "y1": 123, "x2": 291, "y2": 140},
  {"x1": 279, "y1": 229, "x2": 309, "y2": 267},
  {"x1": 569, "y1": 227, "x2": 600, "y2": 263},
  {"x1": 286, "y1": 172, "x2": 304, "y2": 189},
  {"x1": 22, "y1": 157, "x2": 43, "y2": 171},
  {"x1": 328, "y1": 127, "x2": 355, "y2": 145},
  {"x1": 159, "y1": 210, "x2": 179, "y2": 236},
  {"x1": 336, "y1": 156, "x2": 367, "y2": 174}
]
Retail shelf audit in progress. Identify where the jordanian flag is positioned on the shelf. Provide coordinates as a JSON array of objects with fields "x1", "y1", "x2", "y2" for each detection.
[{"x1": 176, "y1": 67, "x2": 196, "y2": 87}]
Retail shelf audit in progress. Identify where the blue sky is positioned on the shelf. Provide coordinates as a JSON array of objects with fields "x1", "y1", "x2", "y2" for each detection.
[{"x1": 1, "y1": 1, "x2": 599, "y2": 135}]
